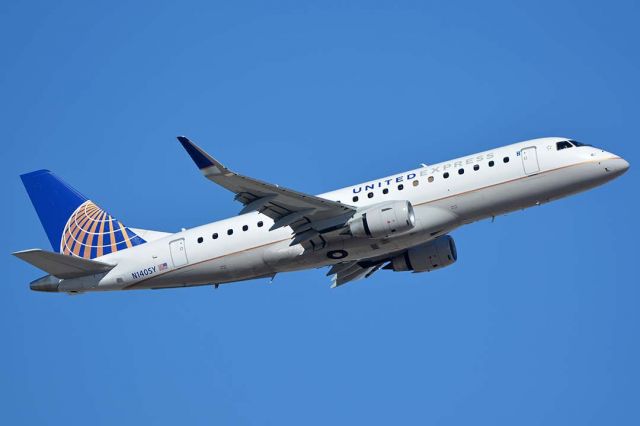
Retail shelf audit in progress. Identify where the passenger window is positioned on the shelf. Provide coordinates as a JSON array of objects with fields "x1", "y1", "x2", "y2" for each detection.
[
  {"x1": 257, "y1": 221, "x2": 263, "y2": 227},
  {"x1": 227, "y1": 229, "x2": 233, "y2": 236},
  {"x1": 443, "y1": 172, "x2": 450, "y2": 179},
  {"x1": 242, "y1": 225, "x2": 248, "y2": 231},
  {"x1": 489, "y1": 160, "x2": 495, "y2": 167},
  {"x1": 197, "y1": 237, "x2": 203, "y2": 243},
  {"x1": 398, "y1": 184, "x2": 404, "y2": 190},
  {"x1": 428, "y1": 176, "x2": 434, "y2": 183},
  {"x1": 503, "y1": 156, "x2": 509, "y2": 163},
  {"x1": 413, "y1": 180, "x2": 419, "y2": 187},
  {"x1": 382, "y1": 188, "x2": 389, "y2": 194},
  {"x1": 352, "y1": 196, "x2": 359, "y2": 202},
  {"x1": 473, "y1": 164, "x2": 479, "y2": 171},
  {"x1": 458, "y1": 168, "x2": 464, "y2": 175},
  {"x1": 212, "y1": 233, "x2": 218, "y2": 239},
  {"x1": 367, "y1": 192, "x2": 374, "y2": 198},
  {"x1": 556, "y1": 141, "x2": 573, "y2": 150}
]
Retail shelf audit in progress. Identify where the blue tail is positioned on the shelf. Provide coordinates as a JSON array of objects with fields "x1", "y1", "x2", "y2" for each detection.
[{"x1": 20, "y1": 170, "x2": 146, "y2": 259}]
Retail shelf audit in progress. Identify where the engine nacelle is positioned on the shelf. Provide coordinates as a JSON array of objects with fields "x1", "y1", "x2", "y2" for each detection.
[
  {"x1": 348, "y1": 200, "x2": 416, "y2": 238},
  {"x1": 387, "y1": 235, "x2": 457, "y2": 272}
]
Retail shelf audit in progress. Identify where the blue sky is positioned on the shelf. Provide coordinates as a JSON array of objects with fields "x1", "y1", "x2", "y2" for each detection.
[{"x1": 2, "y1": 1, "x2": 639, "y2": 424}]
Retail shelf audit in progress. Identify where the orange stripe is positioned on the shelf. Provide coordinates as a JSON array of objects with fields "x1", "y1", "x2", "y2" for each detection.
[
  {"x1": 108, "y1": 215, "x2": 117, "y2": 253},
  {"x1": 64, "y1": 203, "x2": 99, "y2": 254},
  {"x1": 119, "y1": 222, "x2": 133, "y2": 248},
  {"x1": 83, "y1": 207, "x2": 104, "y2": 258},
  {"x1": 80, "y1": 206, "x2": 103, "y2": 258},
  {"x1": 62, "y1": 207, "x2": 83, "y2": 253},
  {"x1": 70, "y1": 210, "x2": 94, "y2": 255},
  {"x1": 71, "y1": 206, "x2": 99, "y2": 256},
  {"x1": 96, "y1": 211, "x2": 107, "y2": 257}
]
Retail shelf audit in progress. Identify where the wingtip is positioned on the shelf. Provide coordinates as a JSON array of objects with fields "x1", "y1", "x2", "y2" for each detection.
[
  {"x1": 176, "y1": 136, "x2": 216, "y2": 169},
  {"x1": 176, "y1": 136, "x2": 195, "y2": 150},
  {"x1": 12, "y1": 249, "x2": 36, "y2": 257}
]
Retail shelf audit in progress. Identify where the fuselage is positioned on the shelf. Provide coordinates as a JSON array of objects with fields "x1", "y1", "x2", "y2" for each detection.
[{"x1": 34, "y1": 137, "x2": 628, "y2": 293}]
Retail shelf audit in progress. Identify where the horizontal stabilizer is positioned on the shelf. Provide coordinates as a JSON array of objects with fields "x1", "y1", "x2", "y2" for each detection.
[{"x1": 13, "y1": 249, "x2": 115, "y2": 279}]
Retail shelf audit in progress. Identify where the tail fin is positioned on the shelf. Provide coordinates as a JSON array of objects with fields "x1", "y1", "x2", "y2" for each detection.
[{"x1": 20, "y1": 170, "x2": 146, "y2": 259}]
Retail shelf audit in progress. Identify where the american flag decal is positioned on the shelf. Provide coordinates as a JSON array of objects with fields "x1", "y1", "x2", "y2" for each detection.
[{"x1": 158, "y1": 262, "x2": 168, "y2": 271}]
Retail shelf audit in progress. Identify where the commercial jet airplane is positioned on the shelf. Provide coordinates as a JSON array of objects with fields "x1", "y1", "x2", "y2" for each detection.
[{"x1": 14, "y1": 136, "x2": 628, "y2": 294}]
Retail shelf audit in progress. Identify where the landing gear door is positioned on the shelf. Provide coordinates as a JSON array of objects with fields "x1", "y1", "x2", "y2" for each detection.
[
  {"x1": 521, "y1": 147, "x2": 540, "y2": 175},
  {"x1": 169, "y1": 238, "x2": 188, "y2": 267}
]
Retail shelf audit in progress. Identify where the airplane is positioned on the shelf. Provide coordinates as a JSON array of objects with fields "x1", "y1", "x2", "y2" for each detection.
[{"x1": 13, "y1": 136, "x2": 629, "y2": 294}]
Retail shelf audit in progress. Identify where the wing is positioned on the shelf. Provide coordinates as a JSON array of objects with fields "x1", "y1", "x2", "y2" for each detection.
[
  {"x1": 178, "y1": 136, "x2": 356, "y2": 248},
  {"x1": 326, "y1": 260, "x2": 384, "y2": 288}
]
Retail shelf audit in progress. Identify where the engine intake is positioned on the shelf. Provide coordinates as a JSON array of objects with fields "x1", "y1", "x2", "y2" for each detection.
[
  {"x1": 349, "y1": 200, "x2": 415, "y2": 238},
  {"x1": 386, "y1": 235, "x2": 457, "y2": 272}
]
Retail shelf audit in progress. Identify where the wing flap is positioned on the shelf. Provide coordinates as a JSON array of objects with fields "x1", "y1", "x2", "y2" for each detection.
[
  {"x1": 328, "y1": 261, "x2": 384, "y2": 288},
  {"x1": 13, "y1": 249, "x2": 115, "y2": 279}
]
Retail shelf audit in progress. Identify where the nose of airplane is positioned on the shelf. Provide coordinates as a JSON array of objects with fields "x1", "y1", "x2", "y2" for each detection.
[{"x1": 603, "y1": 157, "x2": 630, "y2": 176}]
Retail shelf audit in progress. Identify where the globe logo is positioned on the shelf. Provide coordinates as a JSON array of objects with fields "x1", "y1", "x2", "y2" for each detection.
[{"x1": 60, "y1": 201, "x2": 143, "y2": 259}]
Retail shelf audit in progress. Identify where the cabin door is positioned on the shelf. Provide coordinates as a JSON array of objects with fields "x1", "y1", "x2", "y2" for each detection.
[
  {"x1": 169, "y1": 238, "x2": 188, "y2": 267},
  {"x1": 521, "y1": 147, "x2": 540, "y2": 175}
]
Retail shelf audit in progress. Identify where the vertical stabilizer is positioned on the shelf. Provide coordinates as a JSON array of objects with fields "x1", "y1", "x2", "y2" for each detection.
[{"x1": 20, "y1": 170, "x2": 145, "y2": 259}]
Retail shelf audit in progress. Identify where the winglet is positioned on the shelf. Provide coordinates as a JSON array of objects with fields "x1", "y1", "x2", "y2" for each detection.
[{"x1": 177, "y1": 136, "x2": 225, "y2": 172}]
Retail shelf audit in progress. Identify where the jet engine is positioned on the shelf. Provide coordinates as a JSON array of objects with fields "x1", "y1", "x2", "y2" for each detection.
[
  {"x1": 348, "y1": 200, "x2": 415, "y2": 238},
  {"x1": 385, "y1": 235, "x2": 457, "y2": 272}
]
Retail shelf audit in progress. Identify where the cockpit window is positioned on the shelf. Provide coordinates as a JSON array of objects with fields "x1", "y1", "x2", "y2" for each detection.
[
  {"x1": 568, "y1": 139, "x2": 591, "y2": 147},
  {"x1": 556, "y1": 141, "x2": 573, "y2": 150}
]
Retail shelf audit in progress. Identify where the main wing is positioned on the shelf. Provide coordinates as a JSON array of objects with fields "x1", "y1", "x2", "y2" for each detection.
[{"x1": 177, "y1": 136, "x2": 356, "y2": 248}]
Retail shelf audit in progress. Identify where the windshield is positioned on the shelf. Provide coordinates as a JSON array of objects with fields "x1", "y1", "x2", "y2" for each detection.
[
  {"x1": 556, "y1": 141, "x2": 573, "y2": 150},
  {"x1": 568, "y1": 139, "x2": 592, "y2": 147}
]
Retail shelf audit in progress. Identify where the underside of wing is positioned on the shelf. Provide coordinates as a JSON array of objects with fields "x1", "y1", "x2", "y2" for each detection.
[{"x1": 178, "y1": 136, "x2": 357, "y2": 249}]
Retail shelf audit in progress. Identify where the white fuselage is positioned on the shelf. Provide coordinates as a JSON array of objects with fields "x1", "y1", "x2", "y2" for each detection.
[{"x1": 50, "y1": 137, "x2": 628, "y2": 293}]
